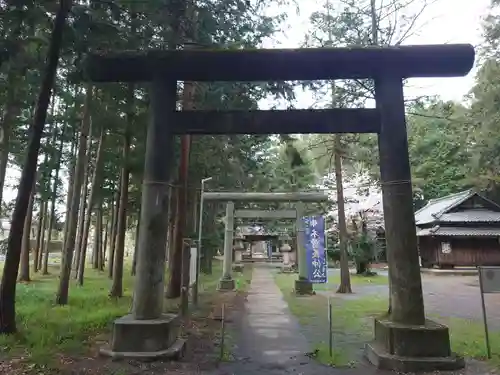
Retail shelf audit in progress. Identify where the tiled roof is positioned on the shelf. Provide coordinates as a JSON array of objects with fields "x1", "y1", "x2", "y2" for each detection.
[
  {"x1": 415, "y1": 190, "x2": 473, "y2": 225},
  {"x1": 417, "y1": 226, "x2": 500, "y2": 237},
  {"x1": 439, "y1": 210, "x2": 500, "y2": 223}
]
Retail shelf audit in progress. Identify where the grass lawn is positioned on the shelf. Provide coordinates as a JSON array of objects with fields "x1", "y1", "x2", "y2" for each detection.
[
  {"x1": 0, "y1": 259, "x2": 244, "y2": 372},
  {"x1": 314, "y1": 271, "x2": 388, "y2": 292},
  {"x1": 0, "y1": 266, "x2": 135, "y2": 367},
  {"x1": 275, "y1": 272, "x2": 500, "y2": 368}
]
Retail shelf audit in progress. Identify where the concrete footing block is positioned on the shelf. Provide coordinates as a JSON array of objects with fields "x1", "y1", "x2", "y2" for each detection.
[
  {"x1": 232, "y1": 263, "x2": 244, "y2": 272},
  {"x1": 365, "y1": 317, "x2": 465, "y2": 372},
  {"x1": 294, "y1": 279, "x2": 314, "y2": 295},
  {"x1": 99, "y1": 313, "x2": 186, "y2": 361},
  {"x1": 280, "y1": 264, "x2": 293, "y2": 273},
  {"x1": 218, "y1": 278, "x2": 235, "y2": 291}
]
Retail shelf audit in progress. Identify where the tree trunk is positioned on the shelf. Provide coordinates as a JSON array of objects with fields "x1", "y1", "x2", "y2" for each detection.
[
  {"x1": 55, "y1": 82, "x2": 92, "y2": 305},
  {"x1": 202, "y1": 203, "x2": 216, "y2": 274},
  {"x1": 369, "y1": 0, "x2": 391, "y2": 316},
  {"x1": 19, "y1": 189, "x2": 35, "y2": 282},
  {"x1": 0, "y1": 61, "x2": 25, "y2": 218},
  {"x1": 102, "y1": 218, "x2": 109, "y2": 269},
  {"x1": 167, "y1": 62, "x2": 195, "y2": 300},
  {"x1": 73, "y1": 127, "x2": 93, "y2": 276},
  {"x1": 0, "y1": 0, "x2": 72, "y2": 332},
  {"x1": 33, "y1": 201, "x2": 46, "y2": 273},
  {"x1": 108, "y1": 185, "x2": 120, "y2": 279},
  {"x1": 77, "y1": 126, "x2": 104, "y2": 285},
  {"x1": 62, "y1": 126, "x2": 78, "y2": 248},
  {"x1": 109, "y1": 134, "x2": 131, "y2": 298},
  {"x1": 110, "y1": 83, "x2": 133, "y2": 298},
  {"x1": 92, "y1": 214, "x2": 100, "y2": 269},
  {"x1": 37, "y1": 205, "x2": 48, "y2": 271},
  {"x1": 35, "y1": 97, "x2": 57, "y2": 272},
  {"x1": 97, "y1": 204, "x2": 104, "y2": 271},
  {"x1": 131, "y1": 209, "x2": 141, "y2": 276},
  {"x1": 335, "y1": 135, "x2": 352, "y2": 294},
  {"x1": 356, "y1": 261, "x2": 368, "y2": 275},
  {"x1": 0, "y1": 81, "x2": 19, "y2": 215},
  {"x1": 166, "y1": 184, "x2": 175, "y2": 270},
  {"x1": 166, "y1": 183, "x2": 182, "y2": 298},
  {"x1": 0, "y1": 134, "x2": 10, "y2": 215},
  {"x1": 42, "y1": 126, "x2": 65, "y2": 275}
]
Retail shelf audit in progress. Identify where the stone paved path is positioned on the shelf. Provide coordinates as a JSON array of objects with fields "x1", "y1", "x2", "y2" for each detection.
[
  {"x1": 213, "y1": 265, "x2": 349, "y2": 375},
  {"x1": 211, "y1": 264, "x2": 496, "y2": 375}
]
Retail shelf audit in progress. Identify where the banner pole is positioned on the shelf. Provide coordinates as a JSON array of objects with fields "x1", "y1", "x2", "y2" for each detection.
[{"x1": 478, "y1": 267, "x2": 492, "y2": 359}]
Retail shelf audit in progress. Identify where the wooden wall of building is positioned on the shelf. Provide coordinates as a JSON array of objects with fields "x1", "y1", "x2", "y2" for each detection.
[{"x1": 418, "y1": 236, "x2": 500, "y2": 268}]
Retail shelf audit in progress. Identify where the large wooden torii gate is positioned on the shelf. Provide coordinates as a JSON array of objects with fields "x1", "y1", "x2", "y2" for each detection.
[
  {"x1": 86, "y1": 44, "x2": 474, "y2": 371},
  {"x1": 203, "y1": 191, "x2": 328, "y2": 292}
]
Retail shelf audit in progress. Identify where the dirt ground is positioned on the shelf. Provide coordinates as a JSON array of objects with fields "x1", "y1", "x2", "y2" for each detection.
[{"x1": 3, "y1": 290, "x2": 247, "y2": 375}]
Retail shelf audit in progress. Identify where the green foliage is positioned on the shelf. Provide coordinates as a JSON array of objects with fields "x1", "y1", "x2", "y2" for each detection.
[
  {"x1": 0, "y1": 266, "x2": 133, "y2": 367},
  {"x1": 349, "y1": 232, "x2": 381, "y2": 268},
  {"x1": 407, "y1": 100, "x2": 472, "y2": 200}
]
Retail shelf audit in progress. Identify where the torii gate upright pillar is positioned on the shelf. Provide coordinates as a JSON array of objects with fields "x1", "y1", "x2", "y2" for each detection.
[
  {"x1": 99, "y1": 79, "x2": 186, "y2": 359},
  {"x1": 364, "y1": 78, "x2": 465, "y2": 371},
  {"x1": 218, "y1": 201, "x2": 235, "y2": 291}
]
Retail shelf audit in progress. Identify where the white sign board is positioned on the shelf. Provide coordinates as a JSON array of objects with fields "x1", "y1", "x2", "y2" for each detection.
[
  {"x1": 479, "y1": 266, "x2": 500, "y2": 294},
  {"x1": 441, "y1": 242, "x2": 452, "y2": 254},
  {"x1": 189, "y1": 247, "x2": 197, "y2": 286}
]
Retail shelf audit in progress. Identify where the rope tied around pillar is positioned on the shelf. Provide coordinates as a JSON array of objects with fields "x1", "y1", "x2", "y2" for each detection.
[
  {"x1": 142, "y1": 180, "x2": 172, "y2": 186},
  {"x1": 380, "y1": 179, "x2": 412, "y2": 186}
]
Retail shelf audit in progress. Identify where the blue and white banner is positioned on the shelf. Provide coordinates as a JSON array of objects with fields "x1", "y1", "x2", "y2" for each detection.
[{"x1": 303, "y1": 216, "x2": 328, "y2": 284}]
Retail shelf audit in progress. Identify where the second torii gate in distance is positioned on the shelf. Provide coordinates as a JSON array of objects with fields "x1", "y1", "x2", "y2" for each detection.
[
  {"x1": 203, "y1": 191, "x2": 329, "y2": 293},
  {"x1": 85, "y1": 44, "x2": 474, "y2": 371}
]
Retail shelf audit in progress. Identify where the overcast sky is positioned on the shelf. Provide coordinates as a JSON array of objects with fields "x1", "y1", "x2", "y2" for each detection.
[{"x1": 260, "y1": 0, "x2": 490, "y2": 108}]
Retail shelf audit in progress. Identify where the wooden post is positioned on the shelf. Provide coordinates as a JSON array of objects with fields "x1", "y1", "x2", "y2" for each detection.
[
  {"x1": 131, "y1": 78, "x2": 176, "y2": 320},
  {"x1": 375, "y1": 75, "x2": 425, "y2": 325}
]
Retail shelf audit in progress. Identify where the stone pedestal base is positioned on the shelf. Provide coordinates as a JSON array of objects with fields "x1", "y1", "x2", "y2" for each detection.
[
  {"x1": 294, "y1": 279, "x2": 314, "y2": 295},
  {"x1": 232, "y1": 263, "x2": 244, "y2": 272},
  {"x1": 365, "y1": 317, "x2": 464, "y2": 372},
  {"x1": 218, "y1": 278, "x2": 235, "y2": 291},
  {"x1": 281, "y1": 264, "x2": 294, "y2": 273},
  {"x1": 99, "y1": 313, "x2": 186, "y2": 360}
]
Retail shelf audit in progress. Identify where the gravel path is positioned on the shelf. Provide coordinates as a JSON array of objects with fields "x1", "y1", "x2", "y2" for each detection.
[{"x1": 321, "y1": 270, "x2": 500, "y2": 328}]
